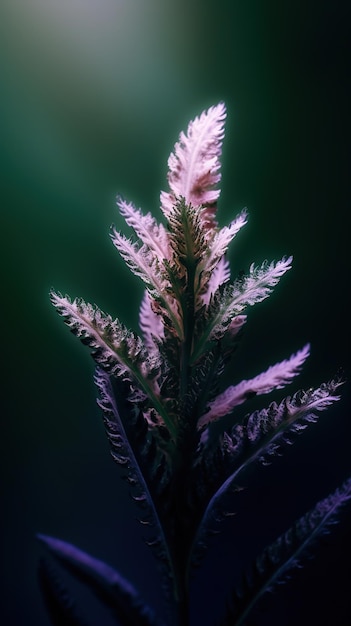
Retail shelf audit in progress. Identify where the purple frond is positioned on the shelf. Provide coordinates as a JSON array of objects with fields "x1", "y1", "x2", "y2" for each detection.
[
  {"x1": 37, "y1": 534, "x2": 160, "y2": 626},
  {"x1": 219, "y1": 477, "x2": 351, "y2": 626}
]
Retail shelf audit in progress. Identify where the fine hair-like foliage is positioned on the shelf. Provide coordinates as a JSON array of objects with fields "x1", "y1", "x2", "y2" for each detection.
[{"x1": 39, "y1": 103, "x2": 349, "y2": 626}]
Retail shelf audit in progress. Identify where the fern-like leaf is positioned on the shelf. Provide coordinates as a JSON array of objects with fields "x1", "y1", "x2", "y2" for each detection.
[
  {"x1": 219, "y1": 477, "x2": 351, "y2": 626},
  {"x1": 110, "y1": 229, "x2": 182, "y2": 338},
  {"x1": 110, "y1": 229, "x2": 162, "y2": 292},
  {"x1": 139, "y1": 290, "x2": 165, "y2": 350},
  {"x1": 203, "y1": 209, "x2": 248, "y2": 275},
  {"x1": 192, "y1": 257, "x2": 293, "y2": 362},
  {"x1": 199, "y1": 344, "x2": 310, "y2": 427},
  {"x1": 117, "y1": 196, "x2": 170, "y2": 260},
  {"x1": 95, "y1": 369, "x2": 176, "y2": 599},
  {"x1": 166, "y1": 198, "x2": 211, "y2": 321},
  {"x1": 201, "y1": 256, "x2": 231, "y2": 306},
  {"x1": 191, "y1": 379, "x2": 342, "y2": 567},
  {"x1": 50, "y1": 291, "x2": 178, "y2": 435},
  {"x1": 160, "y1": 102, "x2": 227, "y2": 228},
  {"x1": 50, "y1": 291, "x2": 156, "y2": 383},
  {"x1": 37, "y1": 534, "x2": 162, "y2": 626}
]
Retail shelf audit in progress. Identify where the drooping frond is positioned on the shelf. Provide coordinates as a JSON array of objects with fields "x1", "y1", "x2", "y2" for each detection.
[
  {"x1": 226, "y1": 380, "x2": 341, "y2": 473},
  {"x1": 50, "y1": 291, "x2": 177, "y2": 432},
  {"x1": 116, "y1": 196, "x2": 170, "y2": 260},
  {"x1": 160, "y1": 102, "x2": 227, "y2": 228},
  {"x1": 50, "y1": 291, "x2": 156, "y2": 383},
  {"x1": 199, "y1": 344, "x2": 310, "y2": 427},
  {"x1": 192, "y1": 256, "x2": 293, "y2": 362},
  {"x1": 219, "y1": 477, "x2": 351, "y2": 626},
  {"x1": 190, "y1": 379, "x2": 342, "y2": 567},
  {"x1": 37, "y1": 534, "x2": 162, "y2": 626},
  {"x1": 94, "y1": 369, "x2": 175, "y2": 597}
]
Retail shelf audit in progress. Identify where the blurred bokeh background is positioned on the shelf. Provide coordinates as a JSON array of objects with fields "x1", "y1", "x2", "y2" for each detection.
[{"x1": 1, "y1": 1, "x2": 350, "y2": 624}]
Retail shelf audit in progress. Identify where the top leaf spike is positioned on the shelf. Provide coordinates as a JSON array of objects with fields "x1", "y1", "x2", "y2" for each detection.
[{"x1": 160, "y1": 102, "x2": 227, "y2": 229}]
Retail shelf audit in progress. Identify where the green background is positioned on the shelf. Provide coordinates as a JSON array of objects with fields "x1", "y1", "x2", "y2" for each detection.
[{"x1": 1, "y1": 1, "x2": 350, "y2": 624}]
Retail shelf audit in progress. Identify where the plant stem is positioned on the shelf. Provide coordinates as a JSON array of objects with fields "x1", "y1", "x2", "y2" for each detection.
[{"x1": 176, "y1": 594, "x2": 190, "y2": 626}]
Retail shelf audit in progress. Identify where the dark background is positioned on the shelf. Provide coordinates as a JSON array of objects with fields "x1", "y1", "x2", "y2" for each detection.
[{"x1": 1, "y1": 1, "x2": 350, "y2": 624}]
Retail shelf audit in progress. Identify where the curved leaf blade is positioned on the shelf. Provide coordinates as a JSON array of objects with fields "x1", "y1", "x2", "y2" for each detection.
[
  {"x1": 37, "y1": 557, "x2": 91, "y2": 626},
  {"x1": 37, "y1": 534, "x2": 161, "y2": 626},
  {"x1": 190, "y1": 379, "x2": 342, "y2": 568},
  {"x1": 219, "y1": 477, "x2": 351, "y2": 625},
  {"x1": 95, "y1": 369, "x2": 176, "y2": 604}
]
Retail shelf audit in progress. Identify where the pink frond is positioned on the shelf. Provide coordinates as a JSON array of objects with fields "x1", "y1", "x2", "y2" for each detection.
[
  {"x1": 201, "y1": 256, "x2": 231, "y2": 305},
  {"x1": 160, "y1": 102, "x2": 227, "y2": 228},
  {"x1": 139, "y1": 290, "x2": 164, "y2": 350},
  {"x1": 110, "y1": 230, "x2": 165, "y2": 294},
  {"x1": 110, "y1": 229, "x2": 183, "y2": 338},
  {"x1": 227, "y1": 314, "x2": 247, "y2": 338},
  {"x1": 199, "y1": 344, "x2": 310, "y2": 427},
  {"x1": 117, "y1": 196, "x2": 171, "y2": 260},
  {"x1": 231, "y1": 256, "x2": 293, "y2": 310},
  {"x1": 206, "y1": 209, "x2": 248, "y2": 272}
]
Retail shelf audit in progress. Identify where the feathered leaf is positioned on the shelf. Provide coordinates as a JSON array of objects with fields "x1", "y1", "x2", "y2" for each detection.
[
  {"x1": 201, "y1": 256, "x2": 231, "y2": 306},
  {"x1": 192, "y1": 256, "x2": 293, "y2": 363},
  {"x1": 229, "y1": 257, "x2": 293, "y2": 310},
  {"x1": 139, "y1": 291, "x2": 165, "y2": 350},
  {"x1": 94, "y1": 369, "x2": 176, "y2": 598},
  {"x1": 166, "y1": 198, "x2": 213, "y2": 323},
  {"x1": 50, "y1": 291, "x2": 156, "y2": 382},
  {"x1": 199, "y1": 344, "x2": 310, "y2": 427},
  {"x1": 50, "y1": 291, "x2": 177, "y2": 433},
  {"x1": 110, "y1": 228, "x2": 168, "y2": 297},
  {"x1": 95, "y1": 367, "x2": 171, "y2": 491},
  {"x1": 203, "y1": 209, "x2": 248, "y2": 275},
  {"x1": 110, "y1": 228, "x2": 183, "y2": 338},
  {"x1": 167, "y1": 198, "x2": 208, "y2": 270},
  {"x1": 37, "y1": 534, "x2": 162, "y2": 626},
  {"x1": 160, "y1": 102, "x2": 227, "y2": 228},
  {"x1": 192, "y1": 209, "x2": 248, "y2": 305},
  {"x1": 116, "y1": 196, "x2": 171, "y2": 260},
  {"x1": 191, "y1": 379, "x2": 342, "y2": 567},
  {"x1": 219, "y1": 477, "x2": 351, "y2": 626}
]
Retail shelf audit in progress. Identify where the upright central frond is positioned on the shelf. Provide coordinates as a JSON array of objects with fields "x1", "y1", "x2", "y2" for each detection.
[
  {"x1": 161, "y1": 102, "x2": 227, "y2": 228},
  {"x1": 166, "y1": 198, "x2": 208, "y2": 311}
]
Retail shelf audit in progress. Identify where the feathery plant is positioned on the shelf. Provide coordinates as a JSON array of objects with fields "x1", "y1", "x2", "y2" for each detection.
[{"x1": 39, "y1": 103, "x2": 350, "y2": 626}]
